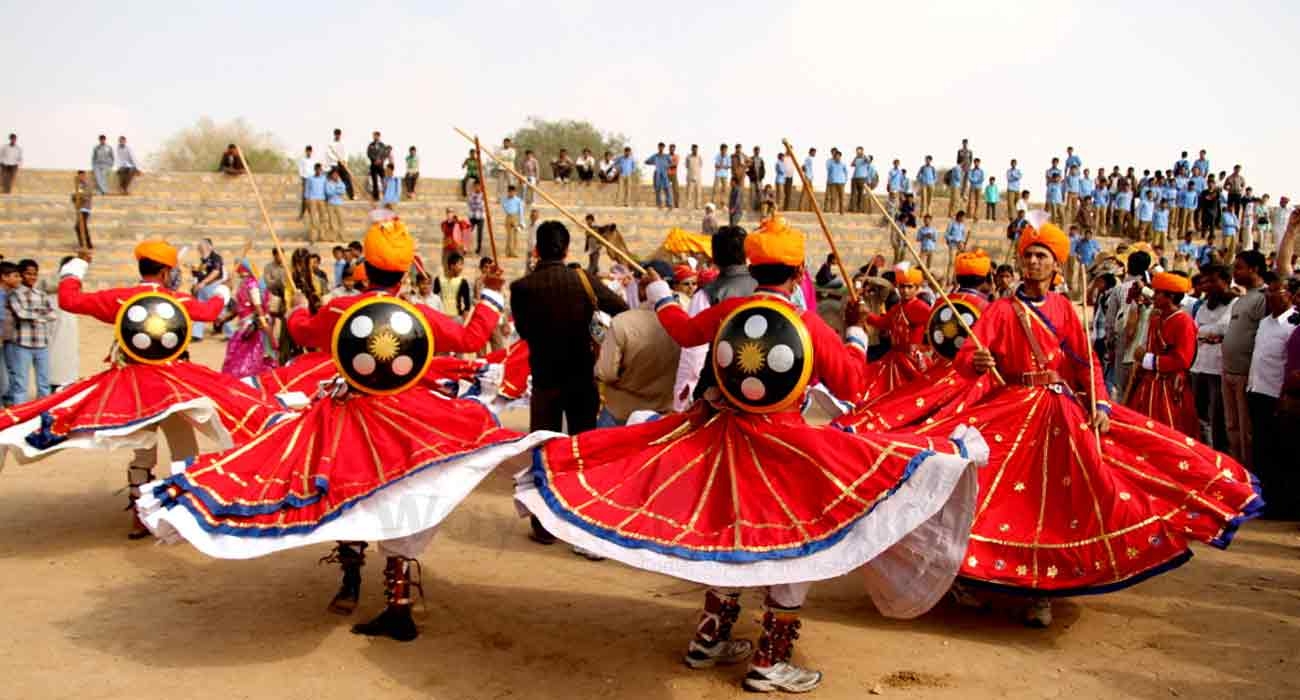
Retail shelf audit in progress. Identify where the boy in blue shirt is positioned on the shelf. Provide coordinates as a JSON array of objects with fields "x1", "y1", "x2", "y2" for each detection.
[
  {"x1": 983, "y1": 176, "x2": 1000, "y2": 222},
  {"x1": 1112, "y1": 185, "x2": 1133, "y2": 236},
  {"x1": 1005, "y1": 159, "x2": 1022, "y2": 218},
  {"x1": 944, "y1": 211, "x2": 968, "y2": 281},
  {"x1": 917, "y1": 155, "x2": 937, "y2": 216},
  {"x1": 1135, "y1": 191, "x2": 1156, "y2": 242},
  {"x1": 1178, "y1": 182, "x2": 1199, "y2": 238},
  {"x1": 946, "y1": 165, "x2": 964, "y2": 216},
  {"x1": 1065, "y1": 166, "x2": 1082, "y2": 222},
  {"x1": 304, "y1": 163, "x2": 328, "y2": 241},
  {"x1": 382, "y1": 163, "x2": 401, "y2": 206},
  {"x1": 917, "y1": 214, "x2": 938, "y2": 268},
  {"x1": 1220, "y1": 209, "x2": 1239, "y2": 260},
  {"x1": 324, "y1": 168, "x2": 347, "y2": 241},
  {"x1": 965, "y1": 158, "x2": 986, "y2": 222},
  {"x1": 1045, "y1": 174, "x2": 1065, "y2": 225},
  {"x1": 1152, "y1": 200, "x2": 1171, "y2": 247},
  {"x1": 502, "y1": 185, "x2": 525, "y2": 257}
]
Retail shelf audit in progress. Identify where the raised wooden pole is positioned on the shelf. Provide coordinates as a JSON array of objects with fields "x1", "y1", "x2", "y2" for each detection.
[
  {"x1": 781, "y1": 139, "x2": 857, "y2": 304},
  {"x1": 234, "y1": 145, "x2": 296, "y2": 296},
  {"x1": 472, "y1": 136, "x2": 499, "y2": 262},
  {"x1": 454, "y1": 127, "x2": 645, "y2": 274}
]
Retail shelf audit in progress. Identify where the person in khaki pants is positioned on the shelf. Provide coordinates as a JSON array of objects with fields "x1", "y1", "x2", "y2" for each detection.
[
  {"x1": 304, "y1": 164, "x2": 328, "y2": 241},
  {"x1": 324, "y1": 168, "x2": 347, "y2": 241},
  {"x1": 616, "y1": 147, "x2": 636, "y2": 207},
  {"x1": 1004, "y1": 160, "x2": 1022, "y2": 219},
  {"x1": 684, "y1": 144, "x2": 703, "y2": 209}
]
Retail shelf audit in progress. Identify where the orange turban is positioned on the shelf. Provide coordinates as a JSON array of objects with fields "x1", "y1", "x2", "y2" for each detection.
[
  {"x1": 1152, "y1": 271, "x2": 1192, "y2": 294},
  {"x1": 954, "y1": 250, "x2": 991, "y2": 277},
  {"x1": 134, "y1": 240, "x2": 178, "y2": 268},
  {"x1": 744, "y1": 216, "x2": 805, "y2": 266},
  {"x1": 894, "y1": 265, "x2": 924, "y2": 286},
  {"x1": 1017, "y1": 222, "x2": 1070, "y2": 264},
  {"x1": 351, "y1": 263, "x2": 367, "y2": 283},
  {"x1": 363, "y1": 218, "x2": 415, "y2": 272},
  {"x1": 672, "y1": 264, "x2": 697, "y2": 282}
]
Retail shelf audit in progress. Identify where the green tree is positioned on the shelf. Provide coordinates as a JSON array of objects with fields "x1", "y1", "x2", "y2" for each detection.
[
  {"x1": 150, "y1": 116, "x2": 294, "y2": 173},
  {"x1": 505, "y1": 117, "x2": 632, "y2": 177}
]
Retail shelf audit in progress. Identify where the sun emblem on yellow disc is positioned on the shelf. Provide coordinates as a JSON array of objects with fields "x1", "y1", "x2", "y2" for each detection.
[
  {"x1": 736, "y1": 341, "x2": 766, "y2": 374},
  {"x1": 368, "y1": 329, "x2": 401, "y2": 361},
  {"x1": 143, "y1": 315, "x2": 168, "y2": 337}
]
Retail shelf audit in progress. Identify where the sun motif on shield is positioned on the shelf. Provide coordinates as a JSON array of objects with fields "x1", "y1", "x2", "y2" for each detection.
[
  {"x1": 368, "y1": 330, "x2": 400, "y2": 361},
  {"x1": 736, "y1": 341, "x2": 766, "y2": 374}
]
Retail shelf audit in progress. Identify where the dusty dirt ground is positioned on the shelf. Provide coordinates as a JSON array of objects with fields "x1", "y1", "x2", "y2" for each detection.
[{"x1": 2, "y1": 323, "x2": 1299, "y2": 700}]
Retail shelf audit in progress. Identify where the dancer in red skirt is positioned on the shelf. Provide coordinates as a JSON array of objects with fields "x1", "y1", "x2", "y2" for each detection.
[
  {"x1": 1126, "y1": 272, "x2": 1199, "y2": 436},
  {"x1": 837, "y1": 220, "x2": 1261, "y2": 628},
  {"x1": 860, "y1": 264, "x2": 931, "y2": 396},
  {"x1": 141, "y1": 219, "x2": 555, "y2": 641},
  {"x1": 0, "y1": 241, "x2": 280, "y2": 538},
  {"x1": 514, "y1": 217, "x2": 988, "y2": 693}
]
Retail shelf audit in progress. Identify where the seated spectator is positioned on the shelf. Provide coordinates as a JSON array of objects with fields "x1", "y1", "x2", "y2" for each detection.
[
  {"x1": 552, "y1": 149, "x2": 575, "y2": 183},
  {"x1": 599, "y1": 151, "x2": 619, "y2": 183},
  {"x1": 219, "y1": 144, "x2": 245, "y2": 176},
  {"x1": 576, "y1": 148, "x2": 596, "y2": 183}
]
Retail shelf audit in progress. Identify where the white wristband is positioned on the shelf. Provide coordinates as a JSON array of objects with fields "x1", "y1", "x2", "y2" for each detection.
[
  {"x1": 60, "y1": 258, "x2": 88, "y2": 280},
  {"x1": 646, "y1": 280, "x2": 673, "y2": 307}
]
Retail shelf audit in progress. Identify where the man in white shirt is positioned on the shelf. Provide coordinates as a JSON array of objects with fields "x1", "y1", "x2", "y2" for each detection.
[
  {"x1": 115, "y1": 136, "x2": 138, "y2": 194},
  {"x1": 494, "y1": 137, "x2": 518, "y2": 199},
  {"x1": 1189, "y1": 265, "x2": 1235, "y2": 450},
  {"x1": 684, "y1": 144, "x2": 703, "y2": 210},
  {"x1": 1246, "y1": 273, "x2": 1296, "y2": 512},
  {"x1": 0, "y1": 133, "x2": 23, "y2": 193},
  {"x1": 297, "y1": 145, "x2": 315, "y2": 220},
  {"x1": 325, "y1": 128, "x2": 355, "y2": 199},
  {"x1": 1268, "y1": 196, "x2": 1293, "y2": 254}
]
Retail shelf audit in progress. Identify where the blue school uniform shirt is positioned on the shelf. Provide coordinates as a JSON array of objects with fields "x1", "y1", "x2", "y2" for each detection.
[
  {"x1": 1045, "y1": 166, "x2": 1062, "y2": 184},
  {"x1": 1079, "y1": 178, "x2": 1095, "y2": 197},
  {"x1": 305, "y1": 174, "x2": 327, "y2": 200},
  {"x1": 826, "y1": 159, "x2": 848, "y2": 185},
  {"x1": 917, "y1": 164, "x2": 937, "y2": 185},
  {"x1": 1153, "y1": 208, "x2": 1171, "y2": 232},
  {"x1": 1113, "y1": 190, "x2": 1133, "y2": 210},
  {"x1": 1177, "y1": 241, "x2": 1198, "y2": 258},
  {"x1": 947, "y1": 167, "x2": 963, "y2": 187},
  {"x1": 1193, "y1": 158, "x2": 1210, "y2": 176},
  {"x1": 1175, "y1": 158, "x2": 1191, "y2": 174},
  {"x1": 852, "y1": 157, "x2": 872, "y2": 179},
  {"x1": 945, "y1": 221, "x2": 966, "y2": 246},
  {"x1": 325, "y1": 179, "x2": 346, "y2": 205},
  {"x1": 1065, "y1": 154, "x2": 1082, "y2": 170},
  {"x1": 1191, "y1": 175, "x2": 1207, "y2": 192},
  {"x1": 383, "y1": 175, "x2": 400, "y2": 204},
  {"x1": 1135, "y1": 198, "x2": 1156, "y2": 222},
  {"x1": 1045, "y1": 181, "x2": 1064, "y2": 204},
  {"x1": 917, "y1": 225, "x2": 938, "y2": 252},
  {"x1": 1161, "y1": 185, "x2": 1179, "y2": 204},
  {"x1": 1073, "y1": 237, "x2": 1100, "y2": 265},
  {"x1": 1179, "y1": 189, "x2": 1199, "y2": 209},
  {"x1": 1066, "y1": 173, "x2": 1082, "y2": 194},
  {"x1": 1093, "y1": 188, "x2": 1110, "y2": 207},
  {"x1": 774, "y1": 159, "x2": 788, "y2": 185},
  {"x1": 502, "y1": 195, "x2": 524, "y2": 216},
  {"x1": 802, "y1": 156, "x2": 815, "y2": 181},
  {"x1": 967, "y1": 167, "x2": 985, "y2": 187},
  {"x1": 887, "y1": 167, "x2": 905, "y2": 191},
  {"x1": 1221, "y1": 211, "x2": 1238, "y2": 236},
  {"x1": 1006, "y1": 167, "x2": 1022, "y2": 191}
]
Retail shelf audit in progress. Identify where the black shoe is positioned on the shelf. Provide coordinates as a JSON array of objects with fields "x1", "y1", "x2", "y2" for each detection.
[
  {"x1": 529, "y1": 515, "x2": 557, "y2": 545},
  {"x1": 351, "y1": 605, "x2": 418, "y2": 642},
  {"x1": 328, "y1": 570, "x2": 362, "y2": 615}
]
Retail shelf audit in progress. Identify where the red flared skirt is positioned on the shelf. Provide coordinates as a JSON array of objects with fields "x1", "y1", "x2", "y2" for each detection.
[
  {"x1": 861, "y1": 348, "x2": 927, "y2": 400},
  {"x1": 142, "y1": 388, "x2": 532, "y2": 557},
  {"x1": 0, "y1": 361, "x2": 280, "y2": 463},
  {"x1": 1127, "y1": 372, "x2": 1199, "y2": 437},
  {"x1": 891, "y1": 385, "x2": 1261, "y2": 595}
]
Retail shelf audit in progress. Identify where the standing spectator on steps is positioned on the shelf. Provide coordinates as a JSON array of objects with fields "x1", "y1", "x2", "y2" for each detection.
[
  {"x1": 685, "y1": 144, "x2": 703, "y2": 209},
  {"x1": 366, "y1": 131, "x2": 392, "y2": 202},
  {"x1": 297, "y1": 145, "x2": 315, "y2": 219},
  {"x1": 404, "y1": 146, "x2": 420, "y2": 198},
  {"x1": 92, "y1": 135, "x2": 114, "y2": 195},
  {"x1": 326, "y1": 128, "x2": 355, "y2": 199},
  {"x1": 0, "y1": 134, "x2": 20, "y2": 194},
  {"x1": 6, "y1": 259, "x2": 54, "y2": 403},
  {"x1": 115, "y1": 136, "x2": 138, "y2": 194},
  {"x1": 617, "y1": 147, "x2": 637, "y2": 206}
]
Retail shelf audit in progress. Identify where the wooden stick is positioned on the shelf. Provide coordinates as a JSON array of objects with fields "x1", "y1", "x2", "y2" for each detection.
[
  {"x1": 454, "y1": 127, "x2": 645, "y2": 274},
  {"x1": 472, "y1": 136, "x2": 499, "y2": 262},
  {"x1": 234, "y1": 145, "x2": 296, "y2": 295},
  {"x1": 781, "y1": 140, "x2": 857, "y2": 304},
  {"x1": 1080, "y1": 266, "x2": 1103, "y2": 450},
  {"x1": 857, "y1": 163, "x2": 1004, "y2": 385}
]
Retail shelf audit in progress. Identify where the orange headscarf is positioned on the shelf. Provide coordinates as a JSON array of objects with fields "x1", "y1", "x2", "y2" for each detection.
[
  {"x1": 1152, "y1": 271, "x2": 1192, "y2": 294},
  {"x1": 134, "y1": 240, "x2": 178, "y2": 268},
  {"x1": 744, "y1": 216, "x2": 805, "y2": 266},
  {"x1": 954, "y1": 250, "x2": 992, "y2": 277},
  {"x1": 1017, "y1": 222, "x2": 1070, "y2": 264},
  {"x1": 363, "y1": 218, "x2": 415, "y2": 272}
]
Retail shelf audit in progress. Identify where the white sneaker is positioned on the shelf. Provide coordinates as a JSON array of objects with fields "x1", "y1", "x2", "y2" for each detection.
[
  {"x1": 743, "y1": 661, "x2": 823, "y2": 693},
  {"x1": 1024, "y1": 598, "x2": 1053, "y2": 628},
  {"x1": 684, "y1": 638, "x2": 753, "y2": 669}
]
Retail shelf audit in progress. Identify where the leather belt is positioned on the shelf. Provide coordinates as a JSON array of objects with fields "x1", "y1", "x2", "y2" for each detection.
[{"x1": 1018, "y1": 370, "x2": 1064, "y2": 387}]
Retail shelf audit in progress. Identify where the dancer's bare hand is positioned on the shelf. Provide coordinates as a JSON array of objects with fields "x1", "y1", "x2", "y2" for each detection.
[{"x1": 972, "y1": 348, "x2": 996, "y2": 374}]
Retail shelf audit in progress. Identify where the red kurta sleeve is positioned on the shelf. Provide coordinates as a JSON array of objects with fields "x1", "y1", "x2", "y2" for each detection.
[
  {"x1": 288, "y1": 299, "x2": 349, "y2": 350},
  {"x1": 954, "y1": 299, "x2": 1014, "y2": 378},
  {"x1": 421, "y1": 298, "x2": 500, "y2": 354},
  {"x1": 57, "y1": 277, "x2": 125, "y2": 325},
  {"x1": 656, "y1": 298, "x2": 735, "y2": 348},
  {"x1": 806, "y1": 310, "x2": 869, "y2": 404},
  {"x1": 903, "y1": 298, "x2": 932, "y2": 345},
  {"x1": 1153, "y1": 311, "x2": 1197, "y2": 374}
]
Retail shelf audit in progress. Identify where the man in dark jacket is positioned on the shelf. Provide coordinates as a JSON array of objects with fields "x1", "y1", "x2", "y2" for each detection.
[{"x1": 510, "y1": 220, "x2": 629, "y2": 543}]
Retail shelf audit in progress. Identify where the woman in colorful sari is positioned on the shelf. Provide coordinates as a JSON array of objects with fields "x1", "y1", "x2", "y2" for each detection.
[{"x1": 220, "y1": 259, "x2": 278, "y2": 378}]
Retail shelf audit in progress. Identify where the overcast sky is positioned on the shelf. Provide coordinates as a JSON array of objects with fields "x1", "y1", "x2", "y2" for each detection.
[{"x1": 5, "y1": 0, "x2": 1299, "y2": 196}]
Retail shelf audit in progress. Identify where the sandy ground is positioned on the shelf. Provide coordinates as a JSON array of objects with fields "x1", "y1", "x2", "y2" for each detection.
[{"x1": 2, "y1": 323, "x2": 1299, "y2": 700}]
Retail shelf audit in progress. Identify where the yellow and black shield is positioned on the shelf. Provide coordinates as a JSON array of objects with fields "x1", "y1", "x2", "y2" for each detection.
[
  {"x1": 927, "y1": 298, "x2": 982, "y2": 360},
  {"x1": 330, "y1": 296, "x2": 434, "y2": 396},
  {"x1": 711, "y1": 298, "x2": 813, "y2": 413},
  {"x1": 114, "y1": 292, "x2": 192, "y2": 365}
]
